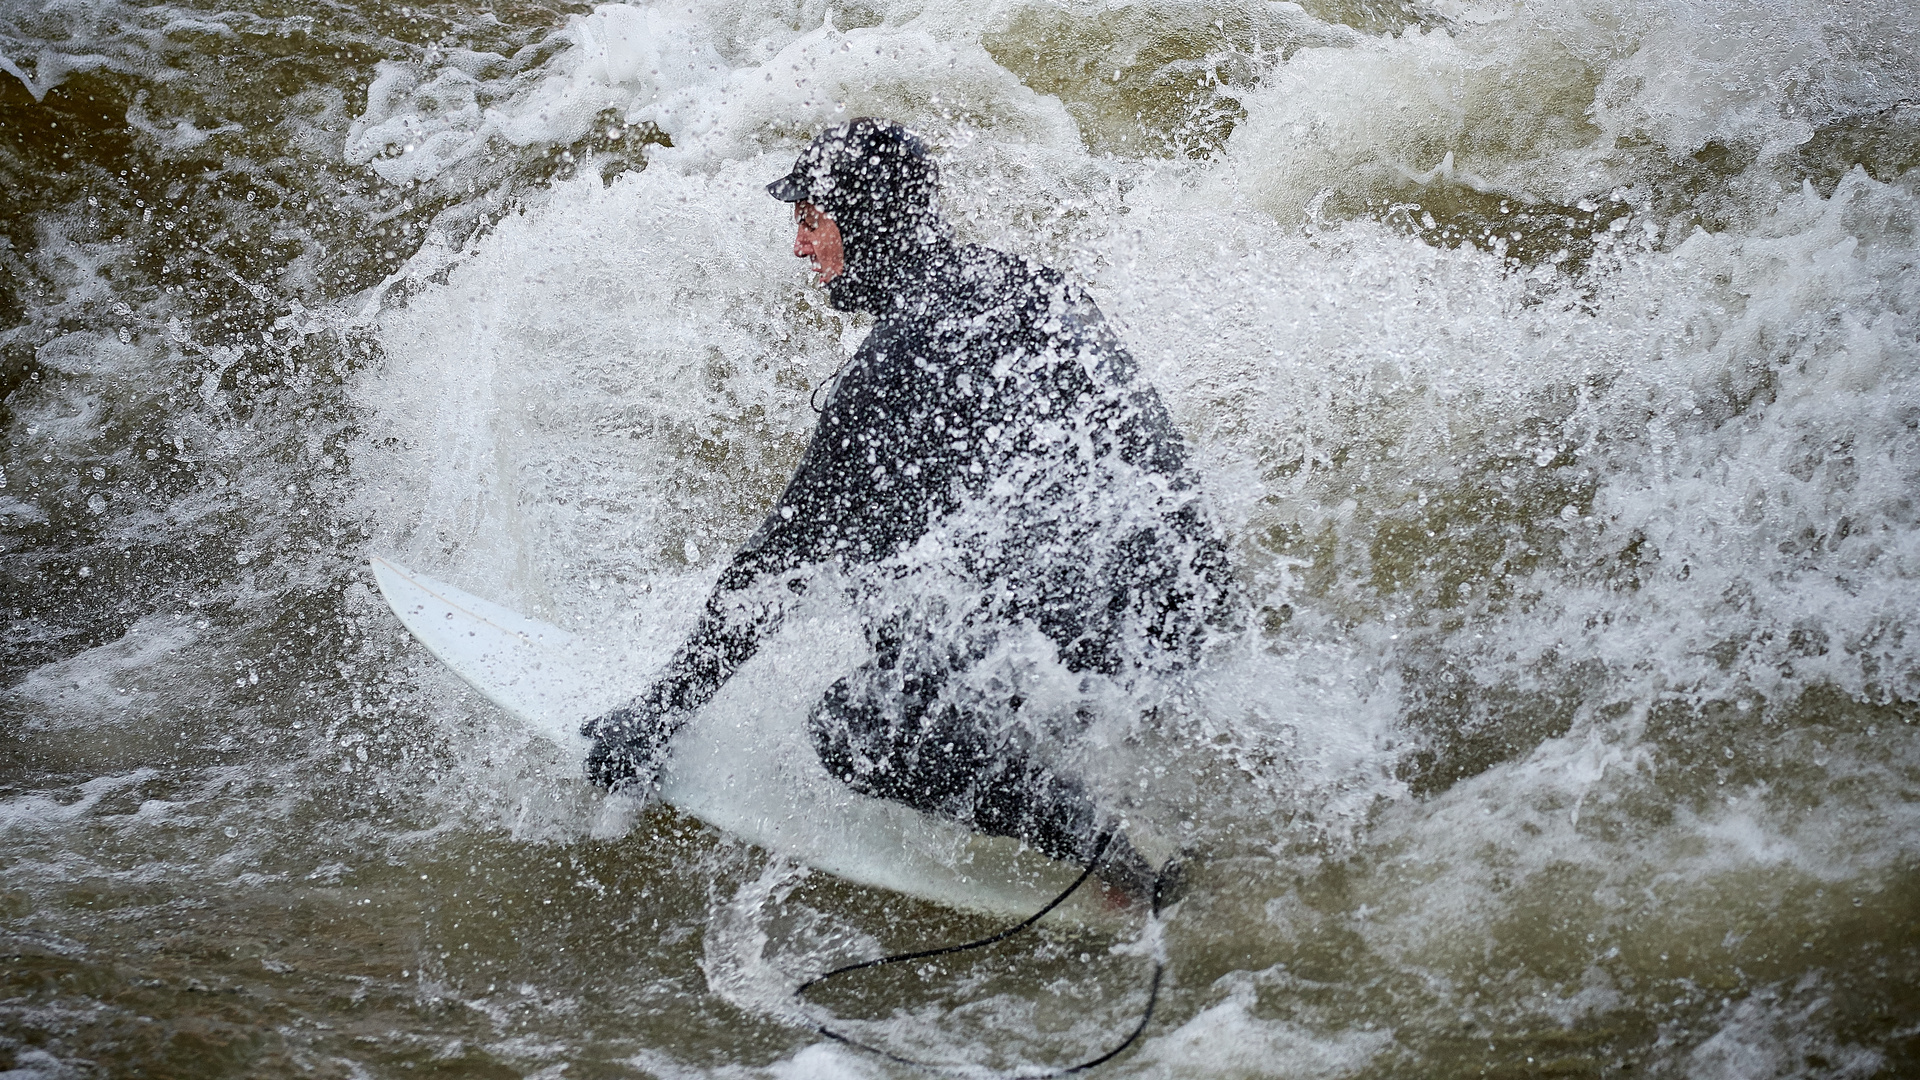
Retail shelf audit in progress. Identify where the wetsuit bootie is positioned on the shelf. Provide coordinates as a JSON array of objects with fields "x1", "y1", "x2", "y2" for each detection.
[
  {"x1": 1085, "y1": 833, "x2": 1153, "y2": 906},
  {"x1": 1150, "y1": 854, "x2": 1190, "y2": 916},
  {"x1": 1089, "y1": 833, "x2": 1192, "y2": 914}
]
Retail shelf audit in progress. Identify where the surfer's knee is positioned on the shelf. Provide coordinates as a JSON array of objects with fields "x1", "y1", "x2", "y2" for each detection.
[
  {"x1": 807, "y1": 677, "x2": 882, "y2": 788},
  {"x1": 967, "y1": 763, "x2": 1100, "y2": 863}
]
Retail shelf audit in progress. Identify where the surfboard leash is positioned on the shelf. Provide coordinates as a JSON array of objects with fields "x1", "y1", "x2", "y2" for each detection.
[
  {"x1": 796, "y1": 831, "x2": 1118, "y2": 992},
  {"x1": 795, "y1": 831, "x2": 1168, "y2": 1077}
]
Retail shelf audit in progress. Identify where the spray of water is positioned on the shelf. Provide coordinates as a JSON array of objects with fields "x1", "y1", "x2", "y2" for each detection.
[{"x1": 3, "y1": 0, "x2": 1916, "y2": 1075}]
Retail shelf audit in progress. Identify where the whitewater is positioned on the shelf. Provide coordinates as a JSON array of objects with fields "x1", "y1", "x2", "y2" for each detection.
[{"x1": 1, "y1": 0, "x2": 1915, "y2": 1076}]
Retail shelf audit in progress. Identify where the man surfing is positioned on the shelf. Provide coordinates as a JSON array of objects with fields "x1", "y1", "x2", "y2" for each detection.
[{"x1": 584, "y1": 119, "x2": 1232, "y2": 902}]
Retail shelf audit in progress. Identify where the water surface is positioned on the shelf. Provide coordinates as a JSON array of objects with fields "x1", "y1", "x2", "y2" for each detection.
[{"x1": 3, "y1": 0, "x2": 1917, "y2": 1076}]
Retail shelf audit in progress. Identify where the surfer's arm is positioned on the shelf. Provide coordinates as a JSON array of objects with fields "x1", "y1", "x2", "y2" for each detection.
[
  {"x1": 583, "y1": 333, "x2": 950, "y2": 791},
  {"x1": 582, "y1": 583, "x2": 769, "y2": 791},
  {"x1": 582, "y1": 435, "x2": 852, "y2": 791}
]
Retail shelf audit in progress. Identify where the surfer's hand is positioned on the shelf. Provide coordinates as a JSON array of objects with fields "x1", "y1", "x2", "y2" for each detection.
[{"x1": 583, "y1": 701, "x2": 671, "y2": 793}]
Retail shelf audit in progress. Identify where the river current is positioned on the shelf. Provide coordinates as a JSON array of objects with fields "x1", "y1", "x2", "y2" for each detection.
[{"x1": 2, "y1": 0, "x2": 1916, "y2": 1076}]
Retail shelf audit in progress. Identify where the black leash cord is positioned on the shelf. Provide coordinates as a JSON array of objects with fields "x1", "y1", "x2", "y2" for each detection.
[
  {"x1": 795, "y1": 832, "x2": 1167, "y2": 1076},
  {"x1": 812, "y1": 963, "x2": 1163, "y2": 1080},
  {"x1": 796, "y1": 832, "x2": 1115, "y2": 993}
]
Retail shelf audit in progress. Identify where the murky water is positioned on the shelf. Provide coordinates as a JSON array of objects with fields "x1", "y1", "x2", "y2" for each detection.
[{"x1": 3, "y1": 0, "x2": 1917, "y2": 1076}]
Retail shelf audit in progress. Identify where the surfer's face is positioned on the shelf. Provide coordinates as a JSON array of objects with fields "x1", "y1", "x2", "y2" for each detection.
[{"x1": 793, "y1": 201, "x2": 844, "y2": 285}]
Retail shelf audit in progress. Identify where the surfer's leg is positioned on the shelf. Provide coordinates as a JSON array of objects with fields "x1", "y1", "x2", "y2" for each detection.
[
  {"x1": 808, "y1": 676, "x2": 1168, "y2": 904},
  {"x1": 808, "y1": 668, "x2": 982, "y2": 815},
  {"x1": 806, "y1": 669, "x2": 1143, "y2": 874}
]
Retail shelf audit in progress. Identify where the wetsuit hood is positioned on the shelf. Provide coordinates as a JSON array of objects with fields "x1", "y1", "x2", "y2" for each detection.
[{"x1": 768, "y1": 118, "x2": 955, "y2": 314}]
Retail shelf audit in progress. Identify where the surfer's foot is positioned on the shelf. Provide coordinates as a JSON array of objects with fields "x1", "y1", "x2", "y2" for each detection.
[
  {"x1": 1092, "y1": 834, "x2": 1188, "y2": 913},
  {"x1": 1149, "y1": 855, "x2": 1189, "y2": 916},
  {"x1": 1093, "y1": 834, "x2": 1152, "y2": 901}
]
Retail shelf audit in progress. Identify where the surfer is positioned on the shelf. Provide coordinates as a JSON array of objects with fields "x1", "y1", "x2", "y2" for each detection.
[{"x1": 585, "y1": 119, "x2": 1232, "y2": 901}]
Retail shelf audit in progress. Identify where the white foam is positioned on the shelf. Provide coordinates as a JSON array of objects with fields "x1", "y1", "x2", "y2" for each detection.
[
  {"x1": 347, "y1": 5, "x2": 729, "y2": 186},
  {"x1": 1141, "y1": 974, "x2": 1394, "y2": 1078},
  {"x1": 356, "y1": 0, "x2": 1920, "y2": 816},
  {"x1": 0, "y1": 770, "x2": 157, "y2": 836},
  {"x1": 1226, "y1": 0, "x2": 1920, "y2": 219},
  {"x1": 344, "y1": 0, "x2": 1920, "y2": 1065},
  {"x1": 1683, "y1": 976, "x2": 1887, "y2": 1079},
  {"x1": 3, "y1": 615, "x2": 202, "y2": 734}
]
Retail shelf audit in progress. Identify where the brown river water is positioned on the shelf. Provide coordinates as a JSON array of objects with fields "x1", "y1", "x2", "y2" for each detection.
[{"x1": 2, "y1": 0, "x2": 1917, "y2": 1076}]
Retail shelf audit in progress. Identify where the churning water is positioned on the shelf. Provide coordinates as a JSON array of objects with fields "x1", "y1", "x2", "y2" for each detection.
[{"x1": 2, "y1": 0, "x2": 1917, "y2": 1076}]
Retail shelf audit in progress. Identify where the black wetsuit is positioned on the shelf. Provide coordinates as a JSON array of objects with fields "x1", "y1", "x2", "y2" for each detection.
[
  {"x1": 587, "y1": 126, "x2": 1231, "y2": 869},
  {"x1": 587, "y1": 236, "x2": 1231, "y2": 865}
]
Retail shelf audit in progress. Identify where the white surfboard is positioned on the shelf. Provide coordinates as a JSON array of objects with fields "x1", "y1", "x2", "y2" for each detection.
[{"x1": 368, "y1": 555, "x2": 1126, "y2": 925}]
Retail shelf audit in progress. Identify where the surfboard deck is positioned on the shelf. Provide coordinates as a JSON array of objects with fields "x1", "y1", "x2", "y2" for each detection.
[{"x1": 368, "y1": 555, "x2": 1126, "y2": 926}]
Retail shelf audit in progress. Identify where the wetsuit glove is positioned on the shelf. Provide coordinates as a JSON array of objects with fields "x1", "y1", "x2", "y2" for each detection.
[{"x1": 582, "y1": 699, "x2": 677, "y2": 793}]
